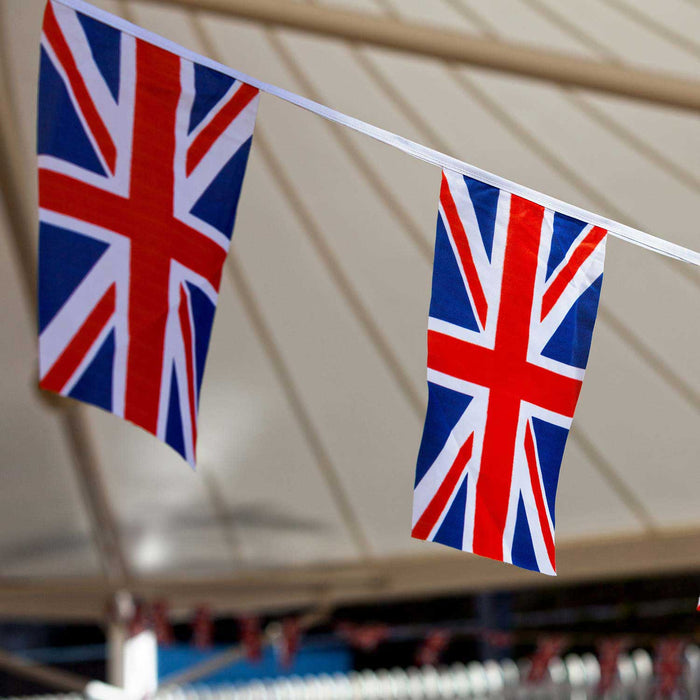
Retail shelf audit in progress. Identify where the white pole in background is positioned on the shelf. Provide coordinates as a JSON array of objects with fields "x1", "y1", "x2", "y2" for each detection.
[
  {"x1": 123, "y1": 630, "x2": 158, "y2": 699},
  {"x1": 106, "y1": 591, "x2": 158, "y2": 699}
]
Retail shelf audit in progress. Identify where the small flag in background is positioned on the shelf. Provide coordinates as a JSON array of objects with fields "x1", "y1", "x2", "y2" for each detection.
[
  {"x1": 37, "y1": 0, "x2": 259, "y2": 466},
  {"x1": 415, "y1": 629, "x2": 451, "y2": 667},
  {"x1": 240, "y1": 616, "x2": 263, "y2": 663},
  {"x1": 192, "y1": 605, "x2": 214, "y2": 649},
  {"x1": 152, "y1": 600, "x2": 175, "y2": 646},
  {"x1": 654, "y1": 638, "x2": 686, "y2": 695},
  {"x1": 337, "y1": 622, "x2": 390, "y2": 652},
  {"x1": 596, "y1": 637, "x2": 629, "y2": 695},
  {"x1": 412, "y1": 169, "x2": 607, "y2": 574}
]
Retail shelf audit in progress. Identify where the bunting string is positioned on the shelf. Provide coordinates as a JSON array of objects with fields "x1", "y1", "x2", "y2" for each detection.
[{"x1": 55, "y1": 0, "x2": 700, "y2": 268}]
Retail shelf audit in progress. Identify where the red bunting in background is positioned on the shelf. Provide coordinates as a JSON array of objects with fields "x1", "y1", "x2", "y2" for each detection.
[
  {"x1": 415, "y1": 629, "x2": 451, "y2": 667},
  {"x1": 654, "y1": 638, "x2": 686, "y2": 696},
  {"x1": 596, "y1": 637, "x2": 629, "y2": 695},
  {"x1": 128, "y1": 601, "x2": 149, "y2": 638},
  {"x1": 37, "y1": 0, "x2": 260, "y2": 468},
  {"x1": 482, "y1": 629, "x2": 515, "y2": 649},
  {"x1": 337, "y1": 622, "x2": 390, "y2": 652},
  {"x1": 192, "y1": 605, "x2": 214, "y2": 649},
  {"x1": 152, "y1": 600, "x2": 175, "y2": 646},
  {"x1": 278, "y1": 618, "x2": 301, "y2": 669},
  {"x1": 527, "y1": 635, "x2": 568, "y2": 683},
  {"x1": 240, "y1": 616, "x2": 263, "y2": 663}
]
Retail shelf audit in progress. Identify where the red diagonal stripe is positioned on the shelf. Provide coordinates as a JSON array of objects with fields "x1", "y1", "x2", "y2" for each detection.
[
  {"x1": 412, "y1": 433, "x2": 474, "y2": 541},
  {"x1": 439, "y1": 173, "x2": 488, "y2": 329},
  {"x1": 541, "y1": 226, "x2": 606, "y2": 320},
  {"x1": 186, "y1": 82, "x2": 258, "y2": 176},
  {"x1": 523, "y1": 421, "x2": 556, "y2": 570},
  {"x1": 39, "y1": 169, "x2": 126, "y2": 232},
  {"x1": 178, "y1": 284, "x2": 198, "y2": 449},
  {"x1": 42, "y1": 2, "x2": 117, "y2": 174},
  {"x1": 40, "y1": 284, "x2": 116, "y2": 393}
]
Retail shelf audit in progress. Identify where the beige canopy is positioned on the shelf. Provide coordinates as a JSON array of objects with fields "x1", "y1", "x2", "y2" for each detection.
[{"x1": 1, "y1": 0, "x2": 699, "y2": 622}]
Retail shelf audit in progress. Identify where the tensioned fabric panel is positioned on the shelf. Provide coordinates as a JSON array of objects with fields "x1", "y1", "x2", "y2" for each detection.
[{"x1": 0, "y1": 197, "x2": 101, "y2": 578}]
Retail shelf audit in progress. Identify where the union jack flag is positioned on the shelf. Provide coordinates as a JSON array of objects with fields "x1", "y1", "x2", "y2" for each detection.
[
  {"x1": 37, "y1": 0, "x2": 259, "y2": 466},
  {"x1": 412, "y1": 169, "x2": 607, "y2": 574}
]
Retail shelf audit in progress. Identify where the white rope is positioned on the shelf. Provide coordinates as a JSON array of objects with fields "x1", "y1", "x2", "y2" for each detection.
[{"x1": 56, "y1": 0, "x2": 700, "y2": 267}]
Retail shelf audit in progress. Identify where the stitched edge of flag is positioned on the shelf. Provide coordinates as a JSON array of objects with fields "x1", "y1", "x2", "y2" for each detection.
[{"x1": 53, "y1": 0, "x2": 700, "y2": 268}]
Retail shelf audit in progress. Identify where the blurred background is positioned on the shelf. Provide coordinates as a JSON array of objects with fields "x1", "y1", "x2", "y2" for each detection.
[{"x1": 0, "y1": 0, "x2": 699, "y2": 696}]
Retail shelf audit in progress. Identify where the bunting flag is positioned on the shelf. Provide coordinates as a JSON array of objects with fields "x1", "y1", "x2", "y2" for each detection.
[
  {"x1": 192, "y1": 605, "x2": 214, "y2": 649},
  {"x1": 527, "y1": 635, "x2": 569, "y2": 683},
  {"x1": 151, "y1": 600, "x2": 175, "y2": 646},
  {"x1": 37, "y1": 0, "x2": 259, "y2": 466},
  {"x1": 278, "y1": 618, "x2": 301, "y2": 669},
  {"x1": 240, "y1": 616, "x2": 263, "y2": 663},
  {"x1": 127, "y1": 601, "x2": 149, "y2": 638},
  {"x1": 412, "y1": 169, "x2": 607, "y2": 574},
  {"x1": 415, "y1": 629, "x2": 451, "y2": 667},
  {"x1": 337, "y1": 622, "x2": 390, "y2": 652},
  {"x1": 654, "y1": 638, "x2": 686, "y2": 696},
  {"x1": 596, "y1": 637, "x2": 629, "y2": 695}
]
